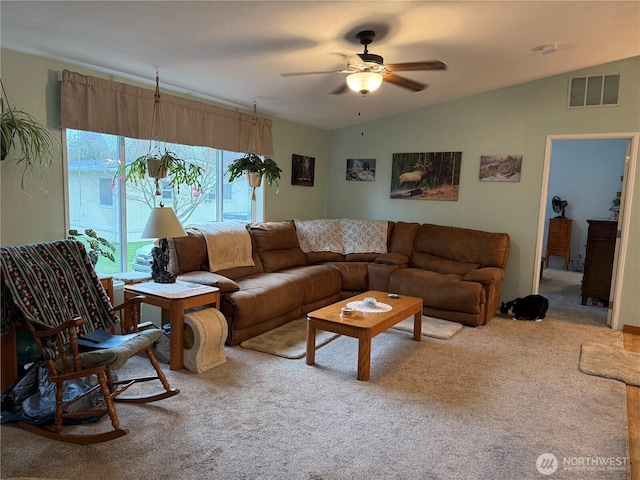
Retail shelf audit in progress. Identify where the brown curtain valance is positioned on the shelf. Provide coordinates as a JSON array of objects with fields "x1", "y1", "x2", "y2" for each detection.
[{"x1": 60, "y1": 70, "x2": 273, "y2": 156}]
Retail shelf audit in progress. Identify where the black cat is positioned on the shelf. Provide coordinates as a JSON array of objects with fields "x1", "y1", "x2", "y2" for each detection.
[{"x1": 500, "y1": 295, "x2": 549, "y2": 321}]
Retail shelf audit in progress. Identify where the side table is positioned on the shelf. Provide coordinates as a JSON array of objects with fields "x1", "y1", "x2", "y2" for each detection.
[{"x1": 123, "y1": 281, "x2": 220, "y2": 371}]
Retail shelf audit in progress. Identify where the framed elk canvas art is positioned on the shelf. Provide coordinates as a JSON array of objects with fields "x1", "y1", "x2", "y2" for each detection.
[{"x1": 390, "y1": 152, "x2": 462, "y2": 201}]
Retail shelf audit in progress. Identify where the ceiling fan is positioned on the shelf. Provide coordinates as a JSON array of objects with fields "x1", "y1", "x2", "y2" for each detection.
[{"x1": 282, "y1": 30, "x2": 447, "y2": 94}]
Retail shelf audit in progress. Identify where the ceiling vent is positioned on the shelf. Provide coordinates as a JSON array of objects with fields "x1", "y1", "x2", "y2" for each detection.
[{"x1": 568, "y1": 74, "x2": 620, "y2": 108}]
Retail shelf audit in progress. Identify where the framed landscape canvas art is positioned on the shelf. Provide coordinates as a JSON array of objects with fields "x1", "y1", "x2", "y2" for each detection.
[
  {"x1": 291, "y1": 154, "x2": 315, "y2": 186},
  {"x1": 390, "y1": 152, "x2": 462, "y2": 201},
  {"x1": 479, "y1": 155, "x2": 523, "y2": 182},
  {"x1": 346, "y1": 159, "x2": 376, "y2": 181}
]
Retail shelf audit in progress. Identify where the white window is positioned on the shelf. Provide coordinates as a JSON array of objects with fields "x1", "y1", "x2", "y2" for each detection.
[{"x1": 65, "y1": 129, "x2": 255, "y2": 274}]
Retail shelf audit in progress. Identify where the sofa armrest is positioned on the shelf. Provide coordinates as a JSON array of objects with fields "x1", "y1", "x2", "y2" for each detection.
[
  {"x1": 375, "y1": 252, "x2": 409, "y2": 266},
  {"x1": 177, "y1": 271, "x2": 240, "y2": 294},
  {"x1": 462, "y1": 267, "x2": 505, "y2": 285}
]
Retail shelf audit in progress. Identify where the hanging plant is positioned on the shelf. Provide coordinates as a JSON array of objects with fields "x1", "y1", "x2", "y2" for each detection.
[
  {"x1": 227, "y1": 153, "x2": 281, "y2": 199},
  {"x1": 111, "y1": 71, "x2": 203, "y2": 195},
  {"x1": 226, "y1": 100, "x2": 280, "y2": 200},
  {"x1": 1, "y1": 85, "x2": 60, "y2": 190},
  {"x1": 113, "y1": 149, "x2": 204, "y2": 195}
]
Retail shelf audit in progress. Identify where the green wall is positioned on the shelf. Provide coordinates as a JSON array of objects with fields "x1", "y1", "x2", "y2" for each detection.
[{"x1": 328, "y1": 56, "x2": 640, "y2": 328}]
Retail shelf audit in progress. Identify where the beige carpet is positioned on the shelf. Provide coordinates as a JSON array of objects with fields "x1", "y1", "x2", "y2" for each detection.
[
  {"x1": 392, "y1": 315, "x2": 464, "y2": 339},
  {"x1": 579, "y1": 342, "x2": 640, "y2": 387},
  {"x1": 239, "y1": 318, "x2": 339, "y2": 358},
  {"x1": 1, "y1": 316, "x2": 629, "y2": 479}
]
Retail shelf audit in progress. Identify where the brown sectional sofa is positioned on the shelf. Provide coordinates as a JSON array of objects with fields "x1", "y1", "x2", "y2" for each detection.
[{"x1": 168, "y1": 220, "x2": 510, "y2": 345}]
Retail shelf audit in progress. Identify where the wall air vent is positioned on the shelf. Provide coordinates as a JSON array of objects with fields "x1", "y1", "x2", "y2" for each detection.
[{"x1": 568, "y1": 74, "x2": 620, "y2": 108}]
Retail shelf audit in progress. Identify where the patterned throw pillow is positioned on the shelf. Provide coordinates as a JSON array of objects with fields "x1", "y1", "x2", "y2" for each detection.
[
  {"x1": 341, "y1": 219, "x2": 388, "y2": 254},
  {"x1": 294, "y1": 219, "x2": 344, "y2": 254}
]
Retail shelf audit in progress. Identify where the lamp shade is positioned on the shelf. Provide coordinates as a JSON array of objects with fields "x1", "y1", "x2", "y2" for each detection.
[
  {"x1": 346, "y1": 72, "x2": 383, "y2": 94},
  {"x1": 141, "y1": 206, "x2": 187, "y2": 239}
]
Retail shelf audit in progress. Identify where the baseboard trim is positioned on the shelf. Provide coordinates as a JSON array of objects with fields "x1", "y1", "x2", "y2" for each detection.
[{"x1": 623, "y1": 324, "x2": 640, "y2": 336}]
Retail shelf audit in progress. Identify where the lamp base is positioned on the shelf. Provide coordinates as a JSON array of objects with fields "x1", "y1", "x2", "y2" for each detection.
[
  {"x1": 151, "y1": 238, "x2": 176, "y2": 283},
  {"x1": 153, "y1": 270, "x2": 176, "y2": 284}
]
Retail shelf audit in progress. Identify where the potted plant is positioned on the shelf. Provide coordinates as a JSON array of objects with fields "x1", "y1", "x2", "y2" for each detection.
[
  {"x1": 68, "y1": 228, "x2": 116, "y2": 266},
  {"x1": 1, "y1": 98, "x2": 59, "y2": 189},
  {"x1": 113, "y1": 148, "x2": 204, "y2": 195},
  {"x1": 227, "y1": 153, "x2": 282, "y2": 198}
]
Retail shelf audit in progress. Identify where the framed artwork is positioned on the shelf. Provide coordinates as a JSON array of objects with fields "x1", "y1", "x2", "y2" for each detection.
[
  {"x1": 479, "y1": 155, "x2": 522, "y2": 182},
  {"x1": 346, "y1": 158, "x2": 376, "y2": 181},
  {"x1": 291, "y1": 154, "x2": 315, "y2": 186},
  {"x1": 390, "y1": 151, "x2": 462, "y2": 201}
]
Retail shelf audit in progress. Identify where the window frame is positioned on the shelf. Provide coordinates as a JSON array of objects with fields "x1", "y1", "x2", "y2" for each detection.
[{"x1": 64, "y1": 128, "x2": 262, "y2": 274}]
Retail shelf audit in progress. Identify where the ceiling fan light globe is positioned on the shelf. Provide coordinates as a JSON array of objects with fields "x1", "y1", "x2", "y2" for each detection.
[{"x1": 347, "y1": 72, "x2": 383, "y2": 94}]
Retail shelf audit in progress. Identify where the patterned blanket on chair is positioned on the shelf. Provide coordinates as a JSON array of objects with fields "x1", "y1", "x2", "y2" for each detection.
[{"x1": 0, "y1": 239, "x2": 118, "y2": 335}]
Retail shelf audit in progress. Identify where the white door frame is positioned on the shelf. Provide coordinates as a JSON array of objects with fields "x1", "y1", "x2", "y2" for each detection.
[{"x1": 532, "y1": 132, "x2": 639, "y2": 330}]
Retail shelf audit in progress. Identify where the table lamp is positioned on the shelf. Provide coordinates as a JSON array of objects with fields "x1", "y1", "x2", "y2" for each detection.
[{"x1": 141, "y1": 203, "x2": 187, "y2": 283}]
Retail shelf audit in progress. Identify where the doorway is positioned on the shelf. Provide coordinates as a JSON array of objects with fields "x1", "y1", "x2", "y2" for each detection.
[{"x1": 533, "y1": 133, "x2": 638, "y2": 330}]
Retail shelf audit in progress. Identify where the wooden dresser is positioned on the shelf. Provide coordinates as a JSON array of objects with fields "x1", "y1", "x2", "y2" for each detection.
[
  {"x1": 545, "y1": 218, "x2": 572, "y2": 270},
  {"x1": 581, "y1": 219, "x2": 617, "y2": 305}
]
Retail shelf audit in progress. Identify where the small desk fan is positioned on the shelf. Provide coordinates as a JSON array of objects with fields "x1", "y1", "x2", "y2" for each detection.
[{"x1": 552, "y1": 196, "x2": 568, "y2": 219}]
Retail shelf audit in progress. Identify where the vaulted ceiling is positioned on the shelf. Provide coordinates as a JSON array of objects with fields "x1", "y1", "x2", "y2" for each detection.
[{"x1": 2, "y1": 1, "x2": 639, "y2": 130}]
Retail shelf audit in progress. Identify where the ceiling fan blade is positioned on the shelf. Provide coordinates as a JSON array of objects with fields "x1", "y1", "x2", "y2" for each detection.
[
  {"x1": 385, "y1": 61, "x2": 447, "y2": 72},
  {"x1": 281, "y1": 70, "x2": 342, "y2": 77},
  {"x1": 383, "y1": 73, "x2": 427, "y2": 92},
  {"x1": 330, "y1": 82, "x2": 349, "y2": 95}
]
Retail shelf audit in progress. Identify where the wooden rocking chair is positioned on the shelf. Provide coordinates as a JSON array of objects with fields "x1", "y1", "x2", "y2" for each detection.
[{"x1": 1, "y1": 239, "x2": 179, "y2": 444}]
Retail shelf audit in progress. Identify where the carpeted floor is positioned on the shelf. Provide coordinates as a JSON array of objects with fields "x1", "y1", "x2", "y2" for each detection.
[{"x1": 1, "y1": 302, "x2": 629, "y2": 479}]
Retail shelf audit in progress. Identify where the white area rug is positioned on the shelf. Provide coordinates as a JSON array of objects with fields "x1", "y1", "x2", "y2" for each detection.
[
  {"x1": 392, "y1": 315, "x2": 464, "y2": 340},
  {"x1": 240, "y1": 319, "x2": 339, "y2": 359},
  {"x1": 579, "y1": 342, "x2": 640, "y2": 387}
]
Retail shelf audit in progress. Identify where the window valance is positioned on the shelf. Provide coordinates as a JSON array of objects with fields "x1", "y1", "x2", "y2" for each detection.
[{"x1": 60, "y1": 70, "x2": 273, "y2": 156}]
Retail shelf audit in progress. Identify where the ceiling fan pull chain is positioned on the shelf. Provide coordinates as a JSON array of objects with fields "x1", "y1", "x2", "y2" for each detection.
[{"x1": 359, "y1": 93, "x2": 366, "y2": 137}]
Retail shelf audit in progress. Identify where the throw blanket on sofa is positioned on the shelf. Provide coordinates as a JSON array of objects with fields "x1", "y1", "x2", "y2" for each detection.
[
  {"x1": 190, "y1": 222, "x2": 255, "y2": 272},
  {"x1": 294, "y1": 219, "x2": 388, "y2": 255}
]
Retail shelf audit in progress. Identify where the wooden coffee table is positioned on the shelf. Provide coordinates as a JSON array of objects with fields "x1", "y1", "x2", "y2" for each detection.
[{"x1": 306, "y1": 290, "x2": 423, "y2": 381}]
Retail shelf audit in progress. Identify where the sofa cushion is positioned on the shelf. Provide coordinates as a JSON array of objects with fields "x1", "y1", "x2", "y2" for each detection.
[
  {"x1": 389, "y1": 268, "x2": 484, "y2": 315},
  {"x1": 389, "y1": 222, "x2": 420, "y2": 257},
  {"x1": 341, "y1": 219, "x2": 388, "y2": 254},
  {"x1": 277, "y1": 265, "x2": 342, "y2": 304},
  {"x1": 294, "y1": 219, "x2": 344, "y2": 254},
  {"x1": 413, "y1": 223, "x2": 510, "y2": 269},
  {"x1": 168, "y1": 229, "x2": 208, "y2": 274},
  {"x1": 325, "y1": 262, "x2": 370, "y2": 292},
  {"x1": 250, "y1": 221, "x2": 306, "y2": 272},
  {"x1": 305, "y1": 251, "x2": 345, "y2": 264},
  {"x1": 411, "y1": 252, "x2": 479, "y2": 276},
  {"x1": 225, "y1": 273, "x2": 304, "y2": 329},
  {"x1": 375, "y1": 252, "x2": 410, "y2": 266}
]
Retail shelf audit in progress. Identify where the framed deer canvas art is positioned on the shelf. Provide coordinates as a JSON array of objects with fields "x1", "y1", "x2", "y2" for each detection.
[{"x1": 390, "y1": 152, "x2": 462, "y2": 200}]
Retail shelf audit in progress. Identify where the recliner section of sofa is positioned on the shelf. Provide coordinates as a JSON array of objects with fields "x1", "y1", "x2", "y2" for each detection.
[{"x1": 168, "y1": 219, "x2": 510, "y2": 345}]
